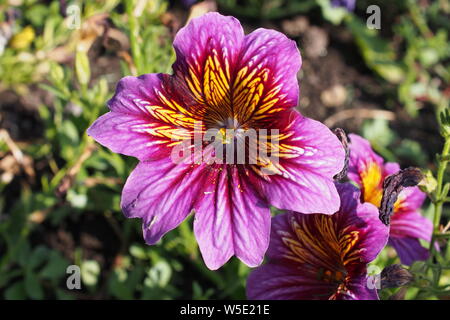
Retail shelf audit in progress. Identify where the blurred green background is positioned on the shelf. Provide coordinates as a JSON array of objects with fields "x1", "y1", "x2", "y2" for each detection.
[{"x1": 0, "y1": 0, "x2": 449, "y2": 299}]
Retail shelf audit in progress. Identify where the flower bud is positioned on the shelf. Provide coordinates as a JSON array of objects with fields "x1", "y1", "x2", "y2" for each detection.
[{"x1": 381, "y1": 264, "x2": 414, "y2": 289}]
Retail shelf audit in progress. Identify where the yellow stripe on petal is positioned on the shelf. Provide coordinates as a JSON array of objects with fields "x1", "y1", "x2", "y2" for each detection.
[{"x1": 360, "y1": 161, "x2": 383, "y2": 208}]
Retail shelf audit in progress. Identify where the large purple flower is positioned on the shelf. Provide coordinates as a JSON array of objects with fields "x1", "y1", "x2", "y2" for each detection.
[
  {"x1": 247, "y1": 183, "x2": 389, "y2": 300},
  {"x1": 87, "y1": 13, "x2": 345, "y2": 270},
  {"x1": 348, "y1": 134, "x2": 432, "y2": 265}
]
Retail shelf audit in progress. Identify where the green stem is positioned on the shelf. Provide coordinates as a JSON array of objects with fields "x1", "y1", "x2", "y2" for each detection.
[
  {"x1": 125, "y1": 0, "x2": 141, "y2": 76},
  {"x1": 430, "y1": 138, "x2": 450, "y2": 251}
]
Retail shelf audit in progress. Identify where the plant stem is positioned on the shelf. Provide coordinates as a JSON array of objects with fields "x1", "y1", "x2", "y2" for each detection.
[
  {"x1": 430, "y1": 138, "x2": 450, "y2": 251},
  {"x1": 125, "y1": 0, "x2": 141, "y2": 76}
]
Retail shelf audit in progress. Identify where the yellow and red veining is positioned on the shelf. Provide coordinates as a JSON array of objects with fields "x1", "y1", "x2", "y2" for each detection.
[
  {"x1": 359, "y1": 160, "x2": 404, "y2": 212},
  {"x1": 280, "y1": 214, "x2": 362, "y2": 295},
  {"x1": 132, "y1": 51, "x2": 303, "y2": 174},
  {"x1": 183, "y1": 51, "x2": 285, "y2": 126}
]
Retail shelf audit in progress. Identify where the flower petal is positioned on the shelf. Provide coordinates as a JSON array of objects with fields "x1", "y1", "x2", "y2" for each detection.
[
  {"x1": 260, "y1": 111, "x2": 345, "y2": 214},
  {"x1": 88, "y1": 74, "x2": 198, "y2": 161},
  {"x1": 121, "y1": 158, "x2": 209, "y2": 244},
  {"x1": 335, "y1": 183, "x2": 389, "y2": 263},
  {"x1": 388, "y1": 237, "x2": 429, "y2": 265},
  {"x1": 87, "y1": 111, "x2": 169, "y2": 160},
  {"x1": 247, "y1": 264, "x2": 337, "y2": 300},
  {"x1": 395, "y1": 186, "x2": 426, "y2": 213},
  {"x1": 172, "y1": 12, "x2": 244, "y2": 121},
  {"x1": 234, "y1": 28, "x2": 301, "y2": 123},
  {"x1": 390, "y1": 210, "x2": 432, "y2": 242},
  {"x1": 172, "y1": 12, "x2": 301, "y2": 125},
  {"x1": 335, "y1": 275, "x2": 379, "y2": 300},
  {"x1": 193, "y1": 165, "x2": 271, "y2": 270},
  {"x1": 384, "y1": 162, "x2": 400, "y2": 176},
  {"x1": 348, "y1": 134, "x2": 384, "y2": 186}
]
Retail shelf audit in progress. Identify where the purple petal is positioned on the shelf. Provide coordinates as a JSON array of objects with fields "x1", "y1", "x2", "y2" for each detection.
[
  {"x1": 87, "y1": 111, "x2": 169, "y2": 161},
  {"x1": 234, "y1": 28, "x2": 301, "y2": 121},
  {"x1": 389, "y1": 237, "x2": 429, "y2": 265},
  {"x1": 247, "y1": 264, "x2": 337, "y2": 300},
  {"x1": 384, "y1": 162, "x2": 400, "y2": 176},
  {"x1": 395, "y1": 186, "x2": 426, "y2": 213},
  {"x1": 121, "y1": 158, "x2": 208, "y2": 244},
  {"x1": 88, "y1": 74, "x2": 196, "y2": 161},
  {"x1": 348, "y1": 134, "x2": 384, "y2": 186},
  {"x1": 172, "y1": 12, "x2": 302, "y2": 123},
  {"x1": 335, "y1": 183, "x2": 389, "y2": 263},
  {"x1": 261, "y1": 112, "x2": 345, "y2": 214},
  {"x1": 172, "y1": 12, "x2": 244, "y2": 114},
  {"x1": 390, "y1": 210, "x2": 432, "y2": 242},
  {"x1": 337, "y1": 275, "x2": 379, "y2": 300},
  {"x1": 193, "y1": 166, "x2": 271, "y2": 270},
  {"x1": 173, "y1": 12, "x2": 244, "y2": 74}
]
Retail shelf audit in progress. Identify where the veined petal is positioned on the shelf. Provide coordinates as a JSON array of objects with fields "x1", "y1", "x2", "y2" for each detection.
[
  {"x1": 331, "y1": 184, "x2": 389, "y2": 263},
  {"x1": 88, "y1": 74, "x2": 199, "y2": 161},
  {"x1": 348, "y1": 133, "x2": 384, "y2": 188},
  {"x1": 87, "y1": 112, "x2": 170, "y2": 160},
  {"x1": 394, "y1": 186, "x2": 426, "y2": 213},
  {"x1": 390, "y1": 210, "x2": 432, "y2": 242},
  {"x1": 121, "y1": 158, "x2": 209, "y2": 244},
  {"x1": 259, "y1": 111, "x2": 345, "y2": 214},
  {"x1": 193, "y1": 165, "x2": 271, "y2": 270},
  {"x1": 172, "y1": 12, "x2": 244, "y2": 124},
  {"x1": 348, "y1": 134, "x2": 431, "y2": 265},
  {"x1": 172, "y1": 12, "x2": 301, "y2": 126},
  {"x1": 247, "y1": 264, "x2": 337, "y2": 300},
  {"x1": 334, "y1": 275, "x2": 379, "y2": 300},
  {"x1": 234, "y1": 28, "x2": 301, "y2": 124}
]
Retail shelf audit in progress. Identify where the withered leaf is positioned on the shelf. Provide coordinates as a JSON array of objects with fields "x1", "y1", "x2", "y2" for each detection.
[
  {"x1": 379, "y1": 167, "x2": 423, "y2": 225},
  {"x1": 333, "y1": 128, "x2": 349, "y2": 182}
]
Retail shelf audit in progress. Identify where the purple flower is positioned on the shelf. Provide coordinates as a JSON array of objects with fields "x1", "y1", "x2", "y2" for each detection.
[
  {"x1": 87, "y1": 13, "x2": 345, "y2": 270},
  {"x1": 247, "y1": 183, "x2": 389, "y2": 300},
  {"x1": 348, "y1": 134, "x2": 432, "y2": 265},
  {"x1": 331, "y1": 0, "x2": 356, "y2": 11}
]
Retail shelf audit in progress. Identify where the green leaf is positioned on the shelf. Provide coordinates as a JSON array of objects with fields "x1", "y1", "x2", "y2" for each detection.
[
  {"x1": 362, "y1": 118, "x2": 396, "y2": 149},
  {"x1": 345, "y1": 15, "x2": 405, "y2": 83},
  {"x1": 130, "y1": 244, "x2": 147, "y2": 260},
  {"x1": 5, "y1": 281, "x2": 27, "y2": 300},
  {"x1": 24, "y1": 273, "x2": 44, "y2": 300},
  {"x1": 40, "y1": 251, "x2": 69, "y2": 280},
  {"x1": 75, "y1": 50, "x2": 91, "y2": 86},
  {"x1": 317, "y1": 0, "x2": 348, "y2": 25},
  {"x1": 28, "y1": 246, "x2": 50, "y2": 271}
]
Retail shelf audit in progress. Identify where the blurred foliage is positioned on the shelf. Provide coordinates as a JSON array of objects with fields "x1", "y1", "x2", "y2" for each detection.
[{"x1": 0, "y1": 0, "x2": 449, "y2": 300}]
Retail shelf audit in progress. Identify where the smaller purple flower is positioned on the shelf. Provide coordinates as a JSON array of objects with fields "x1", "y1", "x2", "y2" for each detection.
[
  {"x1": 348, "y1": 134, "x2": 432, "y2": 265},
  {"x1": 331, "y1": 0, "x2": 356, "y2": 11},
  {"x1": 247, "y1": 183, "x2": 389, "y2": 300}
]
